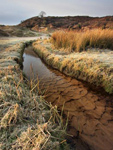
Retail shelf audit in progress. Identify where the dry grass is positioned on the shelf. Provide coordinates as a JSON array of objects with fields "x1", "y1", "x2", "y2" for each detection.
[
  {"x1": 51, "y1": 29, "x2": 113, "y2": 52},
  {"x1": 0, "y1": 42, "x2": 69, "y2": 150},
  {"x1": 33, "y1": 40, "x2": 113, "y2": 94}
]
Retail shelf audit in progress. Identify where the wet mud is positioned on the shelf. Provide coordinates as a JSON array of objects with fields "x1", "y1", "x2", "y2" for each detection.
[{"x1": 23, "y1": 46, "x2": 113, "y2": 150}]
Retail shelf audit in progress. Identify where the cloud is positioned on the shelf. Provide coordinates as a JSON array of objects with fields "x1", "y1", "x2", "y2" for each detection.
[{"x1": 0, "y1": 0, "x2": 113, "y2": 25}]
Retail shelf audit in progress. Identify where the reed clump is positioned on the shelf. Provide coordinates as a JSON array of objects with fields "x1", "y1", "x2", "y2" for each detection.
[{"x1": 51, "y1": 29, "x2": 113, "y2": 52}]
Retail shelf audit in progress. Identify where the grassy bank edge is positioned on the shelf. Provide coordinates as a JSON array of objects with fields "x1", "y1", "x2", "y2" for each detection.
[
  {"x1": 0, "y1": 41, "x2": 70, "y2": 149},
  {"x1": 33, "y1": 41, "x2": 113, "y2": 94}
]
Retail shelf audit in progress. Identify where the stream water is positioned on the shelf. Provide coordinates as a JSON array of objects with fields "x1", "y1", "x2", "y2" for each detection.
[{"x1": 23, "y1": 46, "x2": 113, "y2": 150}]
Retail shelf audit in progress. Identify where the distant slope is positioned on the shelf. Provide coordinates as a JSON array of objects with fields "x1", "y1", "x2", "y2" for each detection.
[
  {"x1": 0, "y1": 25, "x2": 39, "y2": 37},
  {"x1": 18, "y1": 16, "x2": 113, "y2": 31},
  {"x1": 0, "y1": 29, "x2": 9, "y2": 37}
]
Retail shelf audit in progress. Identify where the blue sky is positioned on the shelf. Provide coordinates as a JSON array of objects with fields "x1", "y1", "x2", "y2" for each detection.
[{"x1": 0, "y1": 0, "x2": 113, "y2": 25}]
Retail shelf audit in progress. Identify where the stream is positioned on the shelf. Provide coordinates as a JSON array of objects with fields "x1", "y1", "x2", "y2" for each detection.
[{"x1": 23, "y1": 46, "x2": 113, "y2": 150}]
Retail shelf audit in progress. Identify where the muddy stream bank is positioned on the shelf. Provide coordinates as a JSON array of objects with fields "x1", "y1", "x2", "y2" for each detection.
[{"x1": 23, "y1": 46, "x2": 113, "y2": 150}]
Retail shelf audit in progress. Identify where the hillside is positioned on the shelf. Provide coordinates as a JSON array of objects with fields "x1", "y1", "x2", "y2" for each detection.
[
  {"x1": 0, "y1": 25, "x2": 39, "y2": 37},
  {"x1": 19, "y1": 16, "x2": 113, "y2": 31},
  {"x1": 0, "y1": 29, "x2": 9, "y2": 36}
]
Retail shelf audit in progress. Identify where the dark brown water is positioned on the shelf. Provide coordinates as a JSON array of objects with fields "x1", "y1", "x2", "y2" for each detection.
[{"x1": 23, "y1": 46, "x2": 113, "y2": 150}]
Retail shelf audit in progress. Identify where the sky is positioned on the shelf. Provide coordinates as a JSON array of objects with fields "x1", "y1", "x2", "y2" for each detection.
[{"x1": 0, "y1": 0, "x2": 113, "y2": 25}]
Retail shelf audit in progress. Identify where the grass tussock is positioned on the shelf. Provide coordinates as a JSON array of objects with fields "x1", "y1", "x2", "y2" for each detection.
[
  {"x1": 33, "y1": 40, "x2": 113, "y2": 94},
  {"x1": 0, "y1": 43, "x2": 69, "y2": 150},
  {"x1": 51, "y1": 29, "x2": 113, "y2": 52}
]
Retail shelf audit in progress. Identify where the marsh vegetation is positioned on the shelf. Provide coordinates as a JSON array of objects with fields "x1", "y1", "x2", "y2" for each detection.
[
  {"x1": 51, "y1": 29, "x2": 113, "y2": 52},
  {"x1": 0, "y1": 40, "x2": 70, "y2": 150},
  {"x1": 33, "y1": 37, "x2": 113, "y2": 94},
  {"x1": 1, "y1": 25, "x2": 113, "y2": 150}
]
